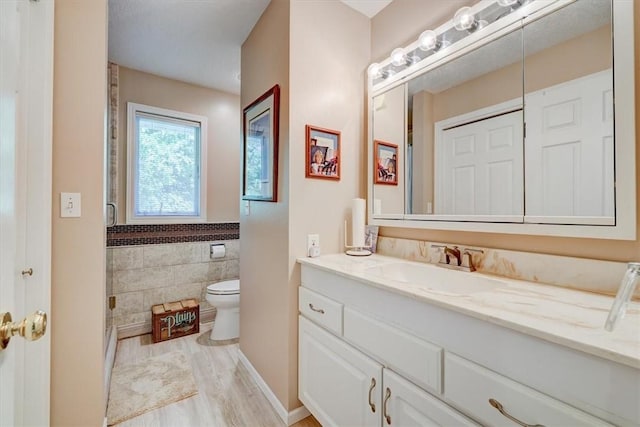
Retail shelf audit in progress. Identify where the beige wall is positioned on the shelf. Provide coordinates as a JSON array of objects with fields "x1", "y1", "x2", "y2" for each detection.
[
  {"x1": 116, "y1": 67, "x2": 240, "y2": 222},
  {"x1": 373, "y1": 1, "x2": 640, "y2": 263},
  {"x1": 289, "y1": 0, "x2": 370, "y2": 409},
  {"x1": 239, "y1": 0, "x2": 292, "y2": 411},
  {"x1": 371, "y1": 0, "x2": 472, "y2": 62},
  {"x1": 51, "y1": 0, "x2": 107, "y2": 425},
  {"x1": 240, "y1": 0, "x2": 370, "y2": 413}
]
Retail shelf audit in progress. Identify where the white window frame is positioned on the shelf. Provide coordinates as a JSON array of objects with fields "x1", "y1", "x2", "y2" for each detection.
[{"x1": 126, "y1": 102, "x2": 208, "y2": 224}]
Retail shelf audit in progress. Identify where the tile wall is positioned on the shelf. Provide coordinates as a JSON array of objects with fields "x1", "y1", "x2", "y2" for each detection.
[{"x1": 107, "y1": 239, "x2": 239, "y2": 337}]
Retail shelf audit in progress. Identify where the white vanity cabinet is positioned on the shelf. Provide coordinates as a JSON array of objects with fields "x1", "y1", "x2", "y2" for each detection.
[
  {"x1": 299, "y1": 315, "x2": 478, "y2": 427},
  {"x1": 298, "y1": 262, "x2": 639, "y2": 426},
  {"x1": 299, "y1": 283, "x2": 478, "y2": 426},
  {"x1": 299, "y1": 316, "x2": 381, "y2": 427}
]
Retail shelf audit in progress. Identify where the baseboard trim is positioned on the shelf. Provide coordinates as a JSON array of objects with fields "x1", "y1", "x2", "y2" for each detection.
[
  {"x1": 237, "y1": 350, "x2": 310, "y2": 426},
  {"x1": 288, "y1": 404, "x2": 312, "y2": 425},
  {"x1": 200, "y1": 306, "x2": 217, "y2": 324},
  {"x1": 104, "y1": 325, "x2": 117, "y2": 409},
  {"x1": 117, "y1": 321, "x2": 150, "y2": 339}
]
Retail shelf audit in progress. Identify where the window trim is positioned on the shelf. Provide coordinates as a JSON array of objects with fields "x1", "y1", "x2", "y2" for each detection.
[{"x1": 126, "y1": 102, "x2": 208, "y2": 224}]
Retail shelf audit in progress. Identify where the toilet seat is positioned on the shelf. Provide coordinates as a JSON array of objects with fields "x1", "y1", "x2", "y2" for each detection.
[{"x1": 207, "y1": 279, "x2": 239, "y2": 296}]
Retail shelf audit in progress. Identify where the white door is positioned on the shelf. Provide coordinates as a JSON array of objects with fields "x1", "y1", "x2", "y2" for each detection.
[
  {"x1": 524, "y1": 70, "x2": 614, "y2": 223},
  {"x1": 382, "y1": 369, "x2": 478, "y2": 427},
  {"x1": 299, "y1": 316, "x2": 382, "y2": 427},
  {"x1": 0, "y1": 0, "x2": 53, "y2": 425},
  {"x1": 436, "y1": 110, "x2": 523, "y2": 216}
]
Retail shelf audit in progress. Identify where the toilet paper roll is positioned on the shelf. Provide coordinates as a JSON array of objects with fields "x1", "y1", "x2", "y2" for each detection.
[{"x1": 210, "y1": 244, "x2": 226, "y2": 259}]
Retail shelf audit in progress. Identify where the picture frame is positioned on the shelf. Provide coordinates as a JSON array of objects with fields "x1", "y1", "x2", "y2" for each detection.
[
  {"x1": 374, "y1": 140, "x2": 398, "y2": 185},
  {"x1": 306, "y1": 125, "x2": 341, "y2": 180},
  {"x1": 242, "y1": 84, "x2": 280, "y2": 202}
]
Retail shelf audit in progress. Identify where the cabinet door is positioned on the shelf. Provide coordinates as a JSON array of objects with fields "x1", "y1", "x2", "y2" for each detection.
[
  {"x1": 299, "y1": 316, "x2": 382, "y2": 427},
  {"x1": 383, "y1": 369, "x2": 478, "y2": 427}
]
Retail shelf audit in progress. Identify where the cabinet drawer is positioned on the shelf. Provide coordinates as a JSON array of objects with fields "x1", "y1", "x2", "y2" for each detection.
[
  {"x1": 299, "y1": 287, "x2": 343, "y2": 335},
  {"x1": 444, "y1": 353, "x2": 612, "y2": 426},
  {"x1": 344, "y1": 307, "x2": 443, "y2": 394}
]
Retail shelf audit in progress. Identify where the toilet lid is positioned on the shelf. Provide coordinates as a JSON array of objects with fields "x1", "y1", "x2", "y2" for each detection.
[{"x1": 207, "y1": 279, "x2": 239, "y2": 295}]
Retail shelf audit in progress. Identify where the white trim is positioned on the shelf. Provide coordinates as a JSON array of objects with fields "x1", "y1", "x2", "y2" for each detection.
[
  {"x1": 117, "y1": 321, "x2": 150, "y2": 339},
  {"x1": 405, "y1": 214, "x2": 522, "y2": 223},
  {"x1": 199, "y1": 306, "x2": 217, "y2": 324},
  {"x1": 21, "y1": 1, "x2": 54, "y2": 425},
  {"x1": 104, "y1": 326, "x2": 117, "y2": 410},
  {"x1": 237, "y1": 350, "x2": 311, "y2": 426},
  {"x1": 288, "y1": 405, "x2": 312, "y2": 425},
  {"x1": 369, "y1": 217, "x2": 633, "y2": 240},
  {"x1": 126, "y1": 102, "x2": 208, "y2": 224}
]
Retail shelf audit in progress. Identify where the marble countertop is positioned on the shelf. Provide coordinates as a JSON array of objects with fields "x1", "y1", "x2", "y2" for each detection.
[{"x1": 298, "y1": 253, "x2": 640, "y2": 369}]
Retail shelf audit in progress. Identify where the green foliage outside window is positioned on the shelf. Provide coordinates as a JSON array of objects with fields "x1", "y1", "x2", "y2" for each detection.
[{"x1": 135, "y1": 116, "x2": 200, "y2": 216}]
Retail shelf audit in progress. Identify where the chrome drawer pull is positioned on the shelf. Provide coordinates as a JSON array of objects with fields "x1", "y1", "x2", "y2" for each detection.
[
  {"x1": 489, "y1": 399, "x2": 545, "y2": 427},
  {"x1": 308, "y1": 303, "x2": 325, "y2": 314},
  {"x1": 368, "y1": 378, "x2": 376, "y2": 413},
  {"x1": 383, "y1": 387, "x2": 391, "y2": 424}
]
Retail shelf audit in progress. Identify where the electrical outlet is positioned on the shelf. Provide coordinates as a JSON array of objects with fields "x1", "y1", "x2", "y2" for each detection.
[{"x1": 307, "y1": 234, "x2": 320, "y2": 254}]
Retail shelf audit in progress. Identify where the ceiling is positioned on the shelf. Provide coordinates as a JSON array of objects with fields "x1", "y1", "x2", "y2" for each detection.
[
  {"x1": 108, "y1": 0, "x2": 393, "y2": 95},
  {"x1": 341, "y1": 0, "x2": 394, "y2": 18},
  {"x1": 108, "y1": 0, "x2": 270, "y2": 94}
]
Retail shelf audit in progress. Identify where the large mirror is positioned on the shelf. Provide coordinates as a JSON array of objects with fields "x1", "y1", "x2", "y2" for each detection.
[{"x1": 370, "y1": 0, "x2": 634, "y2": 238}]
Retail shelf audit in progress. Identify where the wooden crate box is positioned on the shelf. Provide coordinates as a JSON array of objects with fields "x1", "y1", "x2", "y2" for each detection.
[{"x1": 152, "y1": 299, "x2": 200, "y2": 343}]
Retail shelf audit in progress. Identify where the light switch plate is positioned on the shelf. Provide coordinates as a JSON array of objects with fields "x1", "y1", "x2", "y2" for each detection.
[{"x1": 60, "y1": 192, "x2": 81, "y2": 217}]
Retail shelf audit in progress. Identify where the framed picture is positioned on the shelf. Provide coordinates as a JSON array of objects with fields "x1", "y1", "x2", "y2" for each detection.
[
  {"x1": 242, "y1": 84, "x2": 280, "y2": 202},
  {"x1": 306, "y1": 125, "x2": 340, "y2": 180},
  {"x1": 374, "y1": 140, "x2": 398, "y2": 185}
]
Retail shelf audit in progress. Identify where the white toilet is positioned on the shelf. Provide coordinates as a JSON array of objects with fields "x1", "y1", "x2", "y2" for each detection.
[{"x1": 205, "y1": 279, "x2": 240, "y2": 341}]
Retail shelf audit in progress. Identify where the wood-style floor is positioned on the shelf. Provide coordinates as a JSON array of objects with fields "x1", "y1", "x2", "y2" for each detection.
[{"x1": 111, "y1": 325, "x2": 321, "y2": 427}]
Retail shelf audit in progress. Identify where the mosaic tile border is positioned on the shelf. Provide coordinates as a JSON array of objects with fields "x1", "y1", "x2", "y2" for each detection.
[{"x1": 107, "y1": 223, "x2": 239, "y2": 247}]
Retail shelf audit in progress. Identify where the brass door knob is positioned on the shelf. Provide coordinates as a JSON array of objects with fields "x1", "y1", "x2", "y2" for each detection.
[{"x1": 0, "y1": 310, "x2": 47, "y2": 351}]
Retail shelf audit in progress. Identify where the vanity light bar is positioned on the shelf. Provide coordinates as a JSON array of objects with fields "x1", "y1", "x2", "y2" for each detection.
[{"x1": 368, "y1": 0, "x2": 535, "y2": 91}]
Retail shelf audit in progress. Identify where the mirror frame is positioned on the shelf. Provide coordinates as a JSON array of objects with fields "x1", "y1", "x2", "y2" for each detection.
[{"x1": 367, "y1": 0, "x2": 636, "y2": 240}]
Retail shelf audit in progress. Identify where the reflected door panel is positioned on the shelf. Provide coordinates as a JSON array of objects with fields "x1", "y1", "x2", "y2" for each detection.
[
  {"x1": 437, "y1": 110, "x2": 523, "y2": 215},
  {"x1": 525, "y1": 70, "x2": 613, "y2": 220}
]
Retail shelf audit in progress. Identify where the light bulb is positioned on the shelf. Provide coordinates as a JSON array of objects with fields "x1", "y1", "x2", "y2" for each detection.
[
  {"x1": 497, "y1": 0, "x2": 517, "y2": 6},
  {"x1": 453, "y1": 7, "x2": 476, "y2": 31},
  {"x1": 368, "y1": 63, "x2": 381, "y2": 78},
  {"x1": 391, "y1": 48, "x2": 406, "y2": 66},
  {"x1": 418, "y1": 30, "x2": 438, "y2": 51}
]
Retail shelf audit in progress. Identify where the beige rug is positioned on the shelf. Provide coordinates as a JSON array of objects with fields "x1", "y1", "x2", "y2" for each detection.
[{"x1": 107, "y1": 351, "x2": 198, "y2": 425}]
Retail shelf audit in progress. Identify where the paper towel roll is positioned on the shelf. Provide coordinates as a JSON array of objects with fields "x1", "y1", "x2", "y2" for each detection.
[
  {"x1": 210, "y1": 244, "x2": 226, "y2": 259},
  {"x1": 352, "y1": 198, "x2": 366, "y2": 248}
]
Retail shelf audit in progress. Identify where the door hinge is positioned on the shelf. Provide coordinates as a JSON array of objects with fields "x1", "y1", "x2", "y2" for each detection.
[{"x1": 109, "y1": 296, "x2": 116, "y2": 310}]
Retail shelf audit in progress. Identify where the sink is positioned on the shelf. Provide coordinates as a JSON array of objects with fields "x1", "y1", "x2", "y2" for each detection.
[{"x1": 363, "y1": 262, "x2": 507, "y2": 295}]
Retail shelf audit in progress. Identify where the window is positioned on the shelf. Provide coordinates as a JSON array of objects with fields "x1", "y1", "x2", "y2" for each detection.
[{"x1": 127, "y1": 103, "x2": 207, "y2": 223}]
